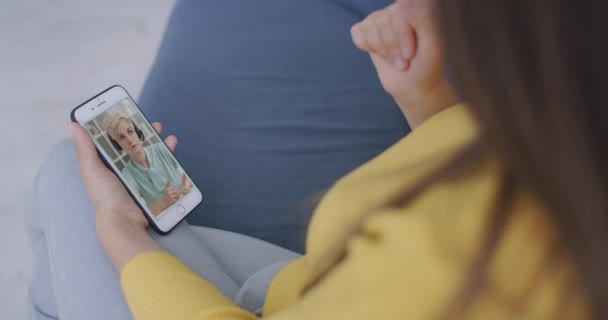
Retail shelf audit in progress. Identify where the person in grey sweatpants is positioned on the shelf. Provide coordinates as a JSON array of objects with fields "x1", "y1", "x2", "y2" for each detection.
[
  {"x1": 25, "y1": 140, "x2": 300, "y2": 319},
  {"x1": 26, "y1": 0, "x2": 407, "y2": 318}
]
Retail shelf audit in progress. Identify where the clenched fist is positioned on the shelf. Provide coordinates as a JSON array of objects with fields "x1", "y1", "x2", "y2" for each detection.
[{"x1": 351, "y1": 0, "x2": 458, "y2": 128}]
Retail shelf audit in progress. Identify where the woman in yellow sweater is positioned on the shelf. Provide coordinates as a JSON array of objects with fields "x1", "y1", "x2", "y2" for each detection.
[{"x1": 35, "y1": 0, "x2": 606, "y2": 318}]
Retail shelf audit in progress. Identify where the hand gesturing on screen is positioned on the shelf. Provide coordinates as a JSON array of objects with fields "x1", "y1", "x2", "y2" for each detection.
[
  {"x1": 179, "y1": 174, "x2": 192, "y2": 195},
  {"x1": 161, "y1": 180, "x2": 180, "y2": 207}
]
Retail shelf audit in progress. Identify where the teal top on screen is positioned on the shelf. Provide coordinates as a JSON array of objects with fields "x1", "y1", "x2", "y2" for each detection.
[{"x1": 122, "y1": 143, "x2": 184, "y2": 205}]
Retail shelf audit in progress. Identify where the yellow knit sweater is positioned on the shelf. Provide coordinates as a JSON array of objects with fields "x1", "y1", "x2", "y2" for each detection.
[{"x1": 121, "y1": 105, "x2": 587, "y2": 319}]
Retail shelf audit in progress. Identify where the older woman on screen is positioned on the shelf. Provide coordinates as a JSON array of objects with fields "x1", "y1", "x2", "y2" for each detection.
[{"x1": 104, "y1": 115, "x2": 191, "y2": 216}]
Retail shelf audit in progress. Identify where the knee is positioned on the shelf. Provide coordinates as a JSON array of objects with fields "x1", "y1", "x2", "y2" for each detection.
[
  {"x1": 36, "y1": 139, "x2": 80, "y2": 188},
  {"x1": 30, "y1": 139, "x2": 87, "y2": 220},
  {"x1": 45, "y1": 139, "x2": 78, "y2": 164}
]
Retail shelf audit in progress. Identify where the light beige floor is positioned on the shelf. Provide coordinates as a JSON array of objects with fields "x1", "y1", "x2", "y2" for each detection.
[{"x1": 0, "y1": 0, "x2": 175, "y2": 317}]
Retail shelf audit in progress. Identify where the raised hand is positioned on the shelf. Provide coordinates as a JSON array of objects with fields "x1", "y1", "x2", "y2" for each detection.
[
  {"x1": 179, "y1": 173, "x2": 192, "y2": 195},
  {"x1": 161, "y1": 180, "x2": 180, "y2": 207},
  {"x1": 351, "y1": 0, "x2": 458, "y2": 128}
]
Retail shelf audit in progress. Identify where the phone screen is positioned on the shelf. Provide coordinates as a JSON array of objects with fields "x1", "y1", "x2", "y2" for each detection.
[{"x1": 82, "y1": 96, "x2": 199, "y2": 222}]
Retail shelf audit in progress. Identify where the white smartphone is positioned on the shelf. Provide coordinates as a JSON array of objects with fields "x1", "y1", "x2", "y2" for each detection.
[{"x1": 71, "y1": 85, "x2": 203, "y2": 234}]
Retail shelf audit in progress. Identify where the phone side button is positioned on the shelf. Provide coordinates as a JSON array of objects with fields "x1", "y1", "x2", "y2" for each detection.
[{"x1": 177, "y1": 205, "x2": 186, "y2": 215}]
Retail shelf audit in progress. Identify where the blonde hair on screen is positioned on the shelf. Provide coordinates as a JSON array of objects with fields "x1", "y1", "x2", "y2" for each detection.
[{"x1": 103, "y1": 114, "x2": 132, "y2": 141}]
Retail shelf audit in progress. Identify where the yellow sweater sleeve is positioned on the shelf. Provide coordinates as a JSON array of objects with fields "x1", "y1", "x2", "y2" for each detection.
[{"x1": 120, "y1": 251, "x2": 256, "y2": 320}]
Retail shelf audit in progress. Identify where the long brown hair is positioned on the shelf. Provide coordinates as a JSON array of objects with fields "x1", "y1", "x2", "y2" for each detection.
[{"x1": 303, "y1": 0, "x2": 608, "y2": 318}]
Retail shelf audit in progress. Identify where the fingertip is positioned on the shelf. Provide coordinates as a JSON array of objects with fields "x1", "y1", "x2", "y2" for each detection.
[
  {"x1": 67, "y1": 122, "x2": 76, "y2": 136},
  {"x1": 350, "y1": 23, "x2": 359, "y2": 41},
  {"x1": 152, "y1": 122, "x2": 162, "y2": 133},
  {"x1": 350, "y1": 21, "x2": 360, "y2": 34},
  {"x1": 68, "y1": 122, "x2": 89, "y2": 147},
  {"x1": 67, "y1": 123, "x2": 81, "y2": 153},
  {"x1": 67, "y1": 122, "x2": 87, "y2": 138},
  {"x1": 68, "y1": 122, "x2": 105, "y2": 174},
  {"x1": 402, "y1": 44, "x2": 411, "y2": 59},
  {"x1": 164, "y1": 135, "x2": 178, "y2": 151},
  {"x1": 351, "y1": 23, "x2": 367, "y2": 51},
  {"x1": 392, "y1": 57, "x2": 405, "y2": 70}
]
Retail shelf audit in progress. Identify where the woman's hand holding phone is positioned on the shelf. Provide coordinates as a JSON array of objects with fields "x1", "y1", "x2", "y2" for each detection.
[
  {"x1": 68, "y1": 120, "x2": 176, "y2": 271},
  {"x1": 350, "y1": 0, "x2": 459, "y2": 128}
]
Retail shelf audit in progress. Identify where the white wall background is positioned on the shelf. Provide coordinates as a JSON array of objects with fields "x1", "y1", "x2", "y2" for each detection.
[{"x1": 0, "y1": 1, "x2": 175, "y2": 318}]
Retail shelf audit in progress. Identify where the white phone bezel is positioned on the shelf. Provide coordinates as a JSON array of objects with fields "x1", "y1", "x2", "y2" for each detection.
[{"x1": 73, "y1": 86, "x2": 202, "y2": 233}]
